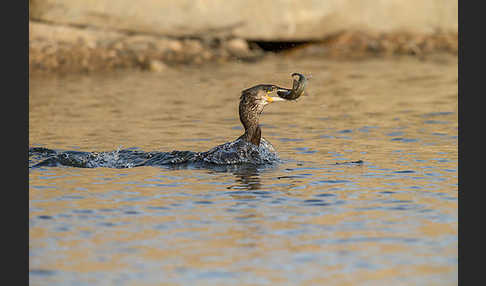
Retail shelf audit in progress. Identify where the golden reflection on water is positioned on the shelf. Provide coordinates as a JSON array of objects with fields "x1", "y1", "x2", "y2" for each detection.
[{"x1": 30, "y1": 55, "x2": 457, "y2": 285}]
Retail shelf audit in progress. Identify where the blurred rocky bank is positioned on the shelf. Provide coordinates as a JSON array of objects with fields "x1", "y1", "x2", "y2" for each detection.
[{"x1": 29, "y1": 0, "x2": 458, "y2": 74}]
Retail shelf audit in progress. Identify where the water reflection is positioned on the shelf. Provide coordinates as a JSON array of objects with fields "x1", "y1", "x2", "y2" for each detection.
[{"x1": 225, "y1": 164, "x2": 263, "y2": 191}]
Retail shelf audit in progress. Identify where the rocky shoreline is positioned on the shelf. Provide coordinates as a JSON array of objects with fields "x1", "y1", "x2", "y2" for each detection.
[{"x1": 29, "y1": 21, "x2": 457, "y2": 75}]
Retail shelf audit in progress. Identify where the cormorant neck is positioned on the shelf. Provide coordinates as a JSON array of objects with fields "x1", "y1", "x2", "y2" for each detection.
[
  {"x1": 239, "y1": 100, "x2": 263, "y2": 146},
  {"x1": 242, "y1": 124, "x2": 261, "y2": 146}
]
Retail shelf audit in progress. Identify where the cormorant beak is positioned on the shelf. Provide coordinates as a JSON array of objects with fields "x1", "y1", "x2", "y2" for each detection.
[{"x1": 265, "y1": 94, "x2": 286, "y2": 103}]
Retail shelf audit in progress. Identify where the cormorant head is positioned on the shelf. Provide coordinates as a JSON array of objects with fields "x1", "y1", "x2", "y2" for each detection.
[
  {"x1": 237, "y1": 74, "x2": 306, "y2": 146},
  {"x1": 239, "y1": 84, "x2": 285, "y2": 145},
  {"x1": 240, "y1": 84, "x2": 285, "y2": 111}
]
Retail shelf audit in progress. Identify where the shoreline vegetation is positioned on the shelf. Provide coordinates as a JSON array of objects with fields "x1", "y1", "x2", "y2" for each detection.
[{"x1": 29, "y1": 21, "x2": 457, "y2": 75}]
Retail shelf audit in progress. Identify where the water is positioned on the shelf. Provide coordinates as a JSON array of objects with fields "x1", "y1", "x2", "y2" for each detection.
[{"x1": 29, "y1": 55, "x2": 458, "y2": 286}]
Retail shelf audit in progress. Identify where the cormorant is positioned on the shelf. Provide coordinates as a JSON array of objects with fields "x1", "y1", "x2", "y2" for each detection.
[
  {"x1": 29, "y1": 73, "x2": 307, "y2": 168},
  {"x1": 194, "y1": 73, "x2": 307, "y2": 165}
]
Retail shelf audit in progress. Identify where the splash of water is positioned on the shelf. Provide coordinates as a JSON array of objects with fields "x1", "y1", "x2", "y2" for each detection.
[{"x1": 29, "y1": 137, "x2": 280, "y2": 169}]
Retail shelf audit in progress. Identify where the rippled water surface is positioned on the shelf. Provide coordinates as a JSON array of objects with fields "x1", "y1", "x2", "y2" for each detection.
[{"x1": 29, "y1": 55, "x2": 458, "y2": 286}]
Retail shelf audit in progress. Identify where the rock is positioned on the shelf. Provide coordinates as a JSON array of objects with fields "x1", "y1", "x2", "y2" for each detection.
[
  {"x1": 183, "y1": 40, "x2": 204, "y2": 55},
  {"x1": 29, "y1": 21, "x2": 120, "y2": 49},
  {"x1": 167, "y1": 40, "x2": 183, "y2": 52},
  {"x1": 226, "y1": 38, "x2": 249, "y2": 56},
  {"x1": 148, "y1": 60, "x2": 168, "y2": 72},
  {"x1": 122, "y1": 35, "x2": 156, "y2": 51},
  {"x1": 30, "y1": 0, "x2": 457, "y2": 41},
  {"x1": 224, "y1": 38, "x2": 263, "y2": 61}
]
